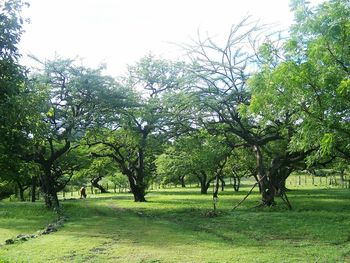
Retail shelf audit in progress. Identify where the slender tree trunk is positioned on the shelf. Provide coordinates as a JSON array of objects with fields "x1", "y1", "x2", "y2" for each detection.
[
  {"x1": 213, "y1": 175, "x2": 219, "y2": 198},
  {"x1": 340, "y1": 169, "x2": 345, "y2": 188},
  {"x1": 219, "y1": 176, "x2": 225, "y2": 191},
  {"x1": 232, "y1": 176, "x2": 241, "y2": 192}
]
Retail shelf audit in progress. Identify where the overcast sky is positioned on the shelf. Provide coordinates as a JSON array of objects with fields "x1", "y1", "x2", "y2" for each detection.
[{"x1": 19, "y1": 0, "x2": 323, "y2": 76}]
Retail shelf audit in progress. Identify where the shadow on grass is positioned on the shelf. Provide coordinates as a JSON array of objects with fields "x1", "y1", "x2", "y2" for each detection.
[{"x1": 2, "y1": 187, "x2": 350, "y2": 262}]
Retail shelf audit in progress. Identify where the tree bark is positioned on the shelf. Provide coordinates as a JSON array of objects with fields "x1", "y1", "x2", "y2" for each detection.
[
  {"x1": 254, "y1": 145, "x2": 275, "y2": 206},
  {"x1": 128, "y1": 176, "x2": 146, "y2": 202},
  {"x1": 31, "y1": 176, "x2": 37, "y2": 202},
  {"x1": 15, "y1": 180, "x2": 26, "y2": 202},
  {"x1": 179, "y1": 175, "x2": 186, "y2": 187},
  {"x1": 232, "y1": 176, "x2": 241, "y2": 192},
  {"x1": 197, "y1": 171, "x2": 210, "y2": 194},
  {"x1": 219, "y1": 176, "x2": 225, "y2": 191},
  {"x1": 40, "y1": 168, "x2": 59, "y2": 209}
]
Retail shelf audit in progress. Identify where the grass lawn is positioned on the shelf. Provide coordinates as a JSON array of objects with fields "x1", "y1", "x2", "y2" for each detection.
[{"x1": 0, "y1": 182, "x2": 350, "y2": 263}]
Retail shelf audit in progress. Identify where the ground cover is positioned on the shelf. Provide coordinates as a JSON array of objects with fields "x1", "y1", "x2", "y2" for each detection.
[{"x1": 0, "y1": 183, "x2": 349, "y2": 262}]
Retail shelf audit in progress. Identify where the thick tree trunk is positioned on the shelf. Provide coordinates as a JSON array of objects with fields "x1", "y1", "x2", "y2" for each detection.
[
  {"x1": 40, "y1": 169, "x2": 59, "y2": 209},
  {"x1": 197, "y1": 172, "x2": 210, "y2": 194},
  {"x1": 179, "y1": 175, "x2": 186, "y2": 187},
  {"x1": 200, "y1": 180, "x2": 208, "y2": 194},
  {"x1": 15, "y1": 181, "x2": 25, "y2": 202},
  {"x1": 128, "y1": 176, "x2": 146, "y2": 202},
  {"x1": 31, "y1": 176, "x2": 37, "y2": 202},
  {"x1": 254, "y1": 145, "x2": 275, "y2": 206}
]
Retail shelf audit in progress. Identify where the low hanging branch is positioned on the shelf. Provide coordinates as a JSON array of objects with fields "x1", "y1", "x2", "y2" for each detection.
[{"x1": 232, "y1": 175, "x2": 266, "y2": 211}]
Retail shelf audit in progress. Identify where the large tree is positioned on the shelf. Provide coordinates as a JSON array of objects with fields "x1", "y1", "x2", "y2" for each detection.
[
  {"x1": 86, "y1": 55, "x2": 188, "y2": 202},
  {"x1": 249, "y1": 0, "x2": 350, "y2": 168},
  {"x1": 181, "y1": 18, "x2": 291, "y2": 206},
  {"x1": 0, "y1": 0, "x2": 35, "y2": 198},
  {"x1": 26, "y1": 58, "x2": 127, "y2": 209}
]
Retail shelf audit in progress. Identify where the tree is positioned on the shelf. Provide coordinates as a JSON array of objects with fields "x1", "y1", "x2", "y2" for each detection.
[
  {"x1": 75, "y1": 158, "x2": 116, "y2": 193},
  {"x1": 26, "y1": 58, "x2": 126, "y2": 209},
  {"x1": 0, "y1": 0, "x2": 31, "y2": 194},
  {"x1": 157, "y1": 130, "x2": 230, "y2": 194},
  {"x1": 86, "y1": 55, "x2": 188, "y2": 202},
  {"x1": 249, "y1": 0, "x2": 350, "y2": 176},
  {"x1": 182, "y1": 18, "x2": 292, "y2": 206}
]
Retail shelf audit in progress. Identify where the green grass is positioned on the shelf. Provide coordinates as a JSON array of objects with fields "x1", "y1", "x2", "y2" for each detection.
[{"x1": 0, "y1": 183, "x2": 350, "y2": 263}]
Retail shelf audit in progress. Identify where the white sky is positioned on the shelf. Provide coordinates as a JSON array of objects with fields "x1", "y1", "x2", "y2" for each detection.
[{"x1": 19, "y1": 0, "x2": 323, "y2": 76}]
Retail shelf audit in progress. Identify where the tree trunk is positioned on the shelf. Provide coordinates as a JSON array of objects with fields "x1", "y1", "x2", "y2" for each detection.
[
  {"x1": 40, "y1": 169, "x2": 60, "y2": 209},
  {"x1": 232, "y1": 176, "x2": 241, "y2": 192},
  {"x1": 179, "y1": 175, "x2": 186, "y2": 187},
  {"x1": 254, "y1": 145, "x2": 275, "y2": 206},
  {"x1": 31, "y1": 176, "x2": 37, "y2": 202},
  {"x1": 213, "y1": 175, "x2": 219, "y2": 198},
  {"x1": 197, "y1": 172, "x2": 210, "y2": 194},
  {"x1": 91, "y1": 176, "x2": 109, "y2": 193},
  {"x1": 128, "y1": 176, "x2": 146, "y2": 202},
  {"x1": 340, "y1": 169, "x2": 345, "y2": 188},
  {"x1": 15, "y1": 181, "x2": 25, "y2": 202},
  {"x1": 219, "y1": 176, "x2": 225, "y2": 191},
  {"x1": 200, "y1": 180, "x2": 208, "y2": 194}
]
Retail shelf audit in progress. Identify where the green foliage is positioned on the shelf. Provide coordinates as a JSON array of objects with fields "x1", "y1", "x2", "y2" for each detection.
[
  {"x1": 250, "y1": 0, "x2": 350, "y2": 164},
  {"x1": 157, "y1": 130, "x2": 230, "y2": 190}
]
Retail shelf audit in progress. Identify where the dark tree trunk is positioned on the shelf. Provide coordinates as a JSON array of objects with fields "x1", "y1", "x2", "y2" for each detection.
[
  {"x1": 200, "y1": 180, "x2": 208, "y2": 194},
  {"x1": 219, "y1": 176, "x2": 225, "y2": 191},
  {"x1": 91, "y1": 176, "x2": 109, "y2": 193},
  {"x1": 232, "y1": 176, "x2": 241, "y2": 192},
  {"x1": 31, "y1": 176, "x2": 37, "y2": 202},
  {"x1": 179, "y1": 175, "x2": 186, "y2": 188},
  {"x1": 254, "y1": 145, "x2": 275, "y2": 206},
  {"x1": 197, "y1": 171, "x2": 210, "y2": 194},
  {"x1": 128, "y1": 176, "x2": 146, "y2": 202},
  {"x1": 213, "y1": 175, "x2": 219, "y2": 198},
  {"x1": 15, "y1": 180, "x2": 26, "y2": 202},
  {"x1": 18, "y1": 185, "x2": 25, "y2": 202},
  {"x1": 40, "y1": 169, "x2": 59, "y2": 209},
  {"x1": 212, "y1": 175, "x2": 220, "y2": 213}
]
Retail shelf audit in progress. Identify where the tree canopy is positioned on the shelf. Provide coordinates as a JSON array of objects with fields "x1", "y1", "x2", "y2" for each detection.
[{"x1": 1, "y1": 0, "x2": 349, "y2": 210}]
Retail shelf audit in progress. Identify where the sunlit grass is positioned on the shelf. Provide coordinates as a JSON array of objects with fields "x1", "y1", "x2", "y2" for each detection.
[{"x1": 1, "y1": 183, "x2": 350, "y2": 262}]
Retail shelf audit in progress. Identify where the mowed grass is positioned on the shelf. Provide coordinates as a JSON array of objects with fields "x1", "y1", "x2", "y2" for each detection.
[{"x1": 0, "y1": 181, "x2": 350, "y2": 263}]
